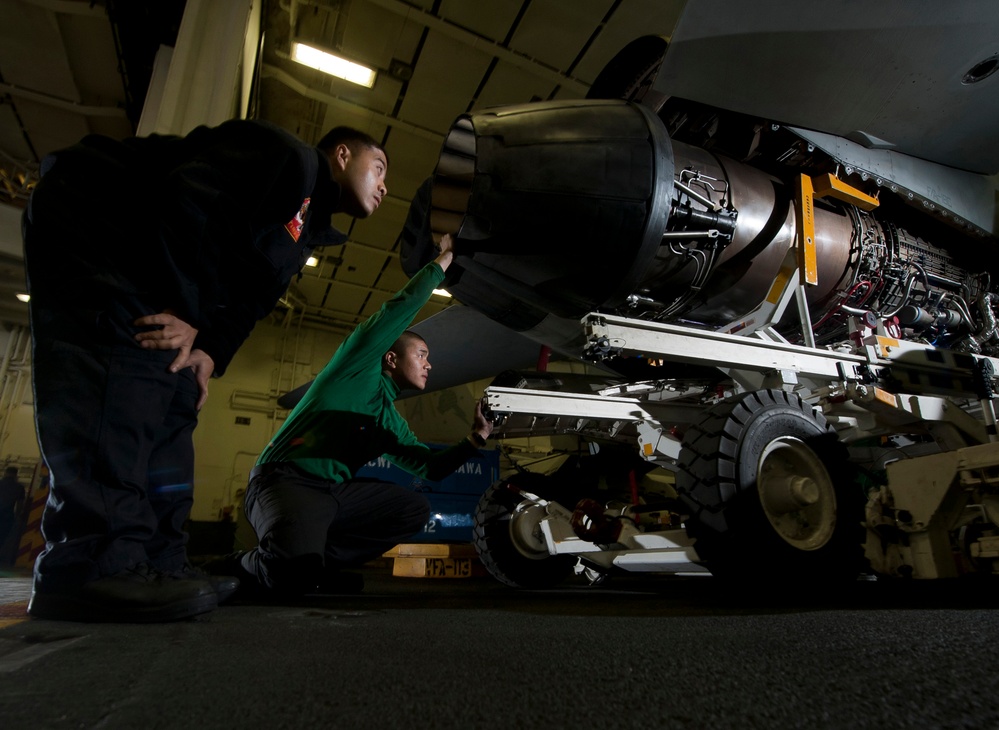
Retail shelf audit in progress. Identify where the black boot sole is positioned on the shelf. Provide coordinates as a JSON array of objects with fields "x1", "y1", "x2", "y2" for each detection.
[{"x1": 28, "y1": 591, "x2": 218, "y2": 623}]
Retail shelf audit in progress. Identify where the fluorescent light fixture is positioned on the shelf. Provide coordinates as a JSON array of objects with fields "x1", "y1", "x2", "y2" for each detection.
[
  {"x1": 291, "y1": 42, "x2": 376, "y2": 88},
  {"x1": 306, "y1": 256, "x2": 319, "y2": 267},
  {"x1": 432, "y1": 288, "x2": 452, "y2": 298},
  {"x1": 16, "y1": 293, "x2": 30, "y2": 303}
]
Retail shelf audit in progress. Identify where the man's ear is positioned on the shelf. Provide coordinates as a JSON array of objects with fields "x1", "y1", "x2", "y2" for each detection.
[
  {"x1": 332, "y1": 143, "x2": 351, "y2": 172},
  {"x1": 383, "y1": 351, "x2": 396, "y2": 370}
]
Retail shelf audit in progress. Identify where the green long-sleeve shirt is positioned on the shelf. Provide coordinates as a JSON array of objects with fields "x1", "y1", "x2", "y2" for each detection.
[{"x1": 257, "y1": 260, "x2": 478, "y2": 482}]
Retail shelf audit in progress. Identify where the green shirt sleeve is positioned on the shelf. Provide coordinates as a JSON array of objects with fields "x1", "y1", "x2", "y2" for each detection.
[
  {"x1": 256, "y1": 259, "x2": 446, "y2": 473},
  {"x1": 320, "y1": 260, "x2": 445, "y2": 382}
]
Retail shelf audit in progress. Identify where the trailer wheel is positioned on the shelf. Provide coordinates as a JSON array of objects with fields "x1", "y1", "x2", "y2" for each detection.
[
  {"x1": 676, "y1": 389, "x2": 865, "y2": 584},
  {"x1": 473, "y1": 473, "x2": 575, "y2": 589}
]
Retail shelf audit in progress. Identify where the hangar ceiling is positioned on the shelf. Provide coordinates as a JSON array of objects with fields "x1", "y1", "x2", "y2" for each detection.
[{"x1": 0, "y1": 0, "x2": 686, "y2": 331}]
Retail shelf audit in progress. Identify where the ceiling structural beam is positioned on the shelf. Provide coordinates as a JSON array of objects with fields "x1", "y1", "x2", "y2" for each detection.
[
  {"x1": 362, "y1": 0, "x2": 590, "y2": 95},
  {"x1": 261, "y1": 61, "x2": 444, "y2": 144},
  {"x1": 0, "y1": 82, "x2": 128, "y2": 118},
  {"x1": 356, "y1": 241, "x2": 399, "y2": 257},
  {"x1": 275, "y1": 295, "x2": 384, "y2": 328},
  {"x1": 137, "y1": 0, "x2": 256, "y2": 136},
  {"x1": 16, "y1": 0, "x2": 103, "y2": 16},
  {"x1": 322, "y1": 239, "x2": 401, "y2": 258},
  {"x1": 301, "y1": 274, "x2": 399, "y2": 298},
  {"x1": 278, "y1": 0, "x2": 334, "y2": 42}
]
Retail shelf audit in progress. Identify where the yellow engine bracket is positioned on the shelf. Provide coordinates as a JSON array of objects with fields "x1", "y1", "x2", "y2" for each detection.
[
  {"x1": 812, "y1": 173, "x2": 880, "y2": 211},
  {"x1": 795, "y1": 173, "x2": 818, "y2": 286},
  {"x1": 794, "y1": 173, "x2": 880, "y2": 288}
]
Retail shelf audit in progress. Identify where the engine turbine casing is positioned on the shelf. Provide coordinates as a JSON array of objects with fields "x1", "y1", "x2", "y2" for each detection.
[{"x1": 402, "y1": 97, "x2": 996, "y2": 355}]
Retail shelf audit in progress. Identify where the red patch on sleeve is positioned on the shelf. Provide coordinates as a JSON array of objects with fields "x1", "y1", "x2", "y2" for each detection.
[{"x1": 284, "y1": 197, "x2": 311, "y2": 241}]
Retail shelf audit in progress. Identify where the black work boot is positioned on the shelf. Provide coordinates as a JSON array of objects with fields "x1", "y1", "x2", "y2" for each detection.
[
  {"x1": 167, "y1": 564, "x2": 240, "y2": 605},
  {"x1": 198, "y1": 551, "x2": 263, "y2": 600},
  {"x1": 28, "y1": 564, "x2": 218, "y2": 623}
]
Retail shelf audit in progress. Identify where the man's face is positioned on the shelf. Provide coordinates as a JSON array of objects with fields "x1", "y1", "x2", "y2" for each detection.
[
  {"x1": 387, "y1": 338, "x2": 431, "y2": 391},
  {"x1": 335, "y1": 144, "x2": 388, "y2": 218}
]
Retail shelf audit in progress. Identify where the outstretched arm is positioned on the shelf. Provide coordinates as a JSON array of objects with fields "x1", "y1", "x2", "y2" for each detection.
[
  {"x1": 386, "y1": 395, "x2": 494, "y2": 482},
  {"x1": 320, "y1": 235, "x2": 453, "y2": 377}
]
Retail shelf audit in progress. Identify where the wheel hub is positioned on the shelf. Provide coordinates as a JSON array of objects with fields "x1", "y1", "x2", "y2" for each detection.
[
  {"x1": 509, "y1": 502, "x2": 553, "y2": 559},
  {"x1": 757, "y1": 437, "x2": 837, "y2": 550}
]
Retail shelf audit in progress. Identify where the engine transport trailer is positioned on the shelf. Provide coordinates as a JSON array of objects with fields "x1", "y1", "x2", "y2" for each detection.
[{"x1": 401, "y1": 26, "x2": 999, "y2": 589}]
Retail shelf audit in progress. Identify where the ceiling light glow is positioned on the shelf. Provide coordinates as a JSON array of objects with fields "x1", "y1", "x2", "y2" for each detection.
[
  {"x1": 16, "y1": 293, "x2": 30, "y2": 303},
  {"x1": 432, "y1": 288, "x2": 452, "y2": 298},
  {"x1": 306, "y1": 256, "x2": 319, "y2": 267},
  {"x1": 291, "y1": 42, "x2": 376, "y2": 88}
]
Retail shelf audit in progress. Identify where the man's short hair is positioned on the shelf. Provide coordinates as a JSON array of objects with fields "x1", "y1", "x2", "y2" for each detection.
[
  {"x1": 3, "y1": 466, "x2": 17, "y2": 478},
  {"x1": 385, "y1": 330, "x2": 426, "y2": 360},
  {"x1": 317, "y1": 126, "x2": 388, "y2": 164}
]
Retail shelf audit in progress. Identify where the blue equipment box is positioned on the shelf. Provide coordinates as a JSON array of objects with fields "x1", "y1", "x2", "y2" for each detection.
[{"x1": 355, "y1": 446, "x2": 499, "y2": 542}]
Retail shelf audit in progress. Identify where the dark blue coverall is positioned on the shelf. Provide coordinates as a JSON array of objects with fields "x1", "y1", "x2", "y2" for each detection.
[{"x1": 23, "y1": 120, "x2": 345, "y2": 592}]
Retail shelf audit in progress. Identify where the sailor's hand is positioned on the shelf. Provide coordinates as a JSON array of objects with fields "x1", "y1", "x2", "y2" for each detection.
[
  {"x1": 134, "y1": 311, "x2": 198, "y2": 373},
  {"x1": 435, "y1": 233, "x2": 455, "y2": 271},
  {"x1": 471, "y1": 398, "x2": 494, "y2": 441},
  {"x1": 186, "y1": 349, "x2": 215, "y2": 411}
]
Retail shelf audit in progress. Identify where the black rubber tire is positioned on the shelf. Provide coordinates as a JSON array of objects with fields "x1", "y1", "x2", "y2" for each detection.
[
  {"x1": 675, "y1": 389, "x2": 866, "y2": 585},
  {"x1": 472, "y1": 472, "x2": 575, "y2": 589}
]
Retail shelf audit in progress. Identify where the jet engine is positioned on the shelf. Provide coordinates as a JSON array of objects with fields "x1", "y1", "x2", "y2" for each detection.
[{"x1": 407, "y1": 37, "x2": 999, "y2": 361}]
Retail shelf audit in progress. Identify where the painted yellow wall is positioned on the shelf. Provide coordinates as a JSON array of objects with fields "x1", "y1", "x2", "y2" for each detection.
[{"x1": 0, "y1": 326, "x2": 38, "y2": 473}]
